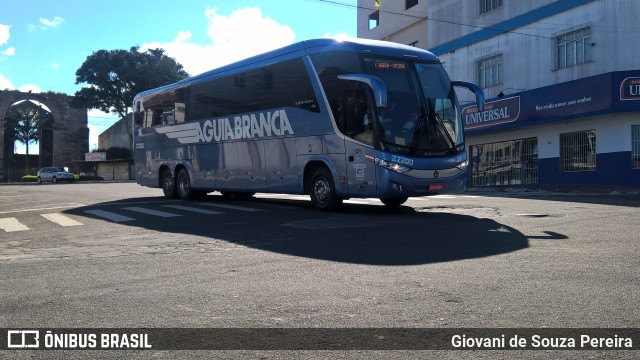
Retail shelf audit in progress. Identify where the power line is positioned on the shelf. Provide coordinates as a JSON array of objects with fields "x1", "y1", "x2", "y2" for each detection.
[{"x1": 303, "y1": 0, "x2": 565, "y2": 41}]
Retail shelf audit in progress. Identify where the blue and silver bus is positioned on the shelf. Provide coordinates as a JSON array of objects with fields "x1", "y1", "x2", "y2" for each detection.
[{"x1": 132, "y1": 38, "x2": 484, "y2": 210}]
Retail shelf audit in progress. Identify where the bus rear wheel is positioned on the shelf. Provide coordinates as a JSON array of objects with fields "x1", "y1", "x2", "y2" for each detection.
[
  {"x1": 310, "y1": 167, "x2": 342, "y2": 211},
  {"x1": 177, "y1": 169, "x2": 200, "y2": 200},
  {"x1": 162, "y1": 169, "x2": 178, "y2": 199}
]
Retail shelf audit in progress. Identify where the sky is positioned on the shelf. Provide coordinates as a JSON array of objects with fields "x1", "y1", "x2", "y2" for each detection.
[{"x1": 0, "y1": 0, "x2": 357, "y2": 153}]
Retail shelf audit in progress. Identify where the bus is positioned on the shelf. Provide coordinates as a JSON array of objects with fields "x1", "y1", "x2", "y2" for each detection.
[{"x1": 132, "y1": 38, "x2": 484, "y2": 210}]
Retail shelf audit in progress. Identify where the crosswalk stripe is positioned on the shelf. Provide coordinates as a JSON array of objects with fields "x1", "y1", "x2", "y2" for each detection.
[
  {"x1": 162, "y1": 205, "x2": 222, "y2": 215},
  {"x1": 84, "y1": 210, "x2": 135, "y2": 222},
  {"x1": 122, "y1": 207, "x2": 181, "y2": 217},
  {"x1": 0, "y1": 217, "x2": 29, "y2": 232},
  {"x1": 41, "y1": 213, "x2": 83, "y2": 227},
  {"x1": 198, "y1": 203, "x2": 263, "y2": 212},
  {"x1": 250, "y1": 202, "x2": 298, "y2": 210}
]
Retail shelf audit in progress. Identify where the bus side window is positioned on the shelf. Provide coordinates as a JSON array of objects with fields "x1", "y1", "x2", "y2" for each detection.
[
  {"x1": 133, "y1": 101, "x2": 144, "y2": 128},
  {"x1": 134, "y1": 112, "x2": 144, "y2": 128},
  {"x1": 340, "y1": 86, "x2": 374, "y2": 146},
  {"x1": 141, "y1": 87, "x2": 185, "y2": 127},
  {"x1": 162, "y1": 106, "x2": 174, "y2": 125},
  {"x1": 153, "y1": 108, "x2": 163, "y2": 126}
]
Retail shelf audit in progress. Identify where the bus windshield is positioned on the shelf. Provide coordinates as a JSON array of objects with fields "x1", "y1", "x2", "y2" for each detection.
[{"x1": 362, "y1": 58, "x2": 463, "y2": 157}]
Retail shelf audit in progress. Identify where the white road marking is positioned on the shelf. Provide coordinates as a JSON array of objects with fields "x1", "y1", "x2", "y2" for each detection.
[
  {"x1": 122, "y1": 207, "x2": 181, "y2": 217},
  {"x1": 163, "y1": 205, "x2": 222, "y2": 215},
  {"x1": 283, "y1": 196, "x2": 311, "y2": 201},
  {"x1": 0, "y1": 218, "x2": 30, "y2": 232},
  {"x1": 0, "y1": 204, "x2": 86, "y2": 215},
  {"x1": 41, "y1": 213, "x2": 83, "y2": 227},
  {"x1": 198, "y1": 203, "x2": 263, "y2": 212},
  {"x1": 84, "y1": 210, "x2": 135, "y2": 222}
]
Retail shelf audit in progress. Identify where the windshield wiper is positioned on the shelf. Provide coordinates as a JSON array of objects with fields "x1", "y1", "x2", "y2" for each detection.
[
  {"x1": 432, "y1": 112, "x2": 457, "y2": 152},
  {"x1": 409, "y1": 112, "x2": 427, "y2": 156}
]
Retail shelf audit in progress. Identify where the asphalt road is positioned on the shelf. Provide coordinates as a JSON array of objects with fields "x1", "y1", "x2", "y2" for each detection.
[{"x1": 0, "y1": 182, "x2": 638, "y2": 359}]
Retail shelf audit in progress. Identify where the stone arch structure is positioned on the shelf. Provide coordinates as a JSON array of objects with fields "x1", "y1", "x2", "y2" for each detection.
[{"x1": 0, "y1": 90, "x2": 88, "y2": 180}]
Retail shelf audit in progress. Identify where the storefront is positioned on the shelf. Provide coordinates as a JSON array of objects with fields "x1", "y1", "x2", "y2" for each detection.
[{"x1": 463, "y1": 70, "x2": 640, "y2": 187}]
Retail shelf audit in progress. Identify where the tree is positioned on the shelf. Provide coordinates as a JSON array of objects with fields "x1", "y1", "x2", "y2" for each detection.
[
  {"x1": 74, "y1": 46, "x2": 189, "y2": 118},
  {"x1": 12, "y1": 108, "x2": 41, "y2": 173}
]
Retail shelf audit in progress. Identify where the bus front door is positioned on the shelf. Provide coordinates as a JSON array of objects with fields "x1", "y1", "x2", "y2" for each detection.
[
  {"x1": 345, "y1": 139, "x2": 377, "y2": 197},
  {"x1": 339, "y1": 84, "x2": 379, "y2": 197}
]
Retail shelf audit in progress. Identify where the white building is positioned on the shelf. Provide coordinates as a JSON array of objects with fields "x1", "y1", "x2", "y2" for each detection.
[{"x1": 358, "y1": 0, "x2": 640, "y2": 188}]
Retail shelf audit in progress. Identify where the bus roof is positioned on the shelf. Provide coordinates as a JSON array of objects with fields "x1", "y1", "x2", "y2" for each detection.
[{"x1": 134, "y1": 38, "x2": 440, "y2": 100}]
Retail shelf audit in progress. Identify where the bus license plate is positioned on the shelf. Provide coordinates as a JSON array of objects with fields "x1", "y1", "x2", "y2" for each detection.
[{"x1": 429, "y1": 183, "x2": 444, "y2": 191}]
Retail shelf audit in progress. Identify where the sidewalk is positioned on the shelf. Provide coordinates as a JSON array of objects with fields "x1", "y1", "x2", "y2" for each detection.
[
  {"x1": 0, "y1": 179, "x2": 136, "y2": 186},
  {"x1": 466, "y1": 184, "x2": 640, "y2": 196}
]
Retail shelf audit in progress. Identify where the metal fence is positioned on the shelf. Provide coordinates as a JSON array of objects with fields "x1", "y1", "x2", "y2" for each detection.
[
  {"x1": 633, "y1": 125, "x2": 640, "y2": 169},
  {"x1": 470, "y1": 137, "x2": 538, "y2": 186},
  {"x1": 560, "y1": 129, "x2": 596, "y2": 172}
]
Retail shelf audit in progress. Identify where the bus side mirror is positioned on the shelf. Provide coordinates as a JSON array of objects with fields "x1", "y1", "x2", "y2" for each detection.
[
  {"x1": 452, "y1": 80, "x2": 485, "y2": 112},
  {"x1": 338, "y1": 74, "x2": 387, "y2": 109}
]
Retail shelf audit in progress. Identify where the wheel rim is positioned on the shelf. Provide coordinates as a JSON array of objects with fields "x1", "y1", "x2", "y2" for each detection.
[
  {"x1": 178, "y1": 173, "x2": 189, "y2": 197},
  {"x1": 163, "y1": 175, "x2": 174, "y2": 192},
  {"x1": 313, "y1": 177, "x2": 331, "y2": 205}
]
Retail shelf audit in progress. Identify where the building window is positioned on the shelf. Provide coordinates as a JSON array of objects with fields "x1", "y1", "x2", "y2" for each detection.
[
  {"x1": 406, "y1": 0, "x2": 419, "y2": 10},
  {"x1": 557, "y1": 27, "x2": 592, "y2": 69},
  {"x1": 369, "y1": 11, "x2": 380, "y2": 29},
  {"x1": 477, "y1": 54, "x2": 503, "y2": 88},
  {"x1": 479, "y1": 0, "x2": 503, "y2": 14},
  {"x1": 633, "y1": 125, "x2": 640, "y2": 169},
  {"x1": 561, "y1": 130, "x2": 596, "y2": 172},
  {"x1": 470, "y1": 138, "x2": 538, "y2": 186}
]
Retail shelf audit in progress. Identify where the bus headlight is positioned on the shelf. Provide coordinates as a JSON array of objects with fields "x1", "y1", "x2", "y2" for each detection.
[
  {"x1": 456, "y1": 160, "x2": 469, "y2": 170},
  {"x1": 389, "y1": 163, "x2": 411, "y2": 173},
  {"x1": 373, "y1": 158, "x2": 411, "y2": 174}
]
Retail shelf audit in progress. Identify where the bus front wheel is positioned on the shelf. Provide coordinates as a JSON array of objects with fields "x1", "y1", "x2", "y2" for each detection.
[
  {"x1": 162, "y1": 169, "x2": 178, "y2": 199},
  {"x1": 310, "y1": 168, "x2": 342, "y2": 211},
  {"x1": 381, "y1": 197, "x2": 408, "y2": 207}
]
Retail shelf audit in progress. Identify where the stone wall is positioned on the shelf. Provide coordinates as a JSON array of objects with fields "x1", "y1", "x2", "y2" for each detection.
[
  {"x1": 0, "y1": 90, "x2": 88, "y2": 180},
  {"x1": 98, "y1": 114, "x2": 132, "y2": 151}
]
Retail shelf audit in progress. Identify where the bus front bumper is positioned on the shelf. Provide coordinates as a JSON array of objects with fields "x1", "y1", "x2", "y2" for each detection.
[{"x1": 377, "y1": 166, "x2": 467, "y2": 199}]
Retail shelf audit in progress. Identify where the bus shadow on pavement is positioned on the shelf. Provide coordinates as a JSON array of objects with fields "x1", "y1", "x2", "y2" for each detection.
[{"x1": 65, "y1": 196, "x2": 550, "y2": 266}]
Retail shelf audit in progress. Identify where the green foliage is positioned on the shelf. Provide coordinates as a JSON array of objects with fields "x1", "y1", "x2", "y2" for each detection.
[
  {"x1": 74, "y1": 46, "x2": 189, "y2": 117},
  {"x1": 20, "y1": 175, "x2": 38, "y2": 182},
  {"x1": 12, "y1": 108, "x2": 41, "y2": 146}
]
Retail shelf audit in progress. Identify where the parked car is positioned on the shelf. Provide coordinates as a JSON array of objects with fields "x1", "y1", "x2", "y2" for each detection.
[{"x1": 36, "y1": 167, "x2": 76, "y2": 184}]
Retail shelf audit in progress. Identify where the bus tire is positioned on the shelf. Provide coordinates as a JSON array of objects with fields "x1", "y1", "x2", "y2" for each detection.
[
  {"x1": 176, "y1": 169, "x2": 196, "y2": 200},
  {"x1": 162, "y1": 169, "x2": 179, "y2": 199},
  {"x1": 220, "y1": 191, "x2": 255, "y2": 200},
  {"x1": 233, "y1": 192, "x2": 255, "y2": 199},
  {"x1": 310, "y1": 167, "x2": 341, "y2": 211},
  {"x1": 381, "y1": 197, "x2": 408, "y2": 207}
]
